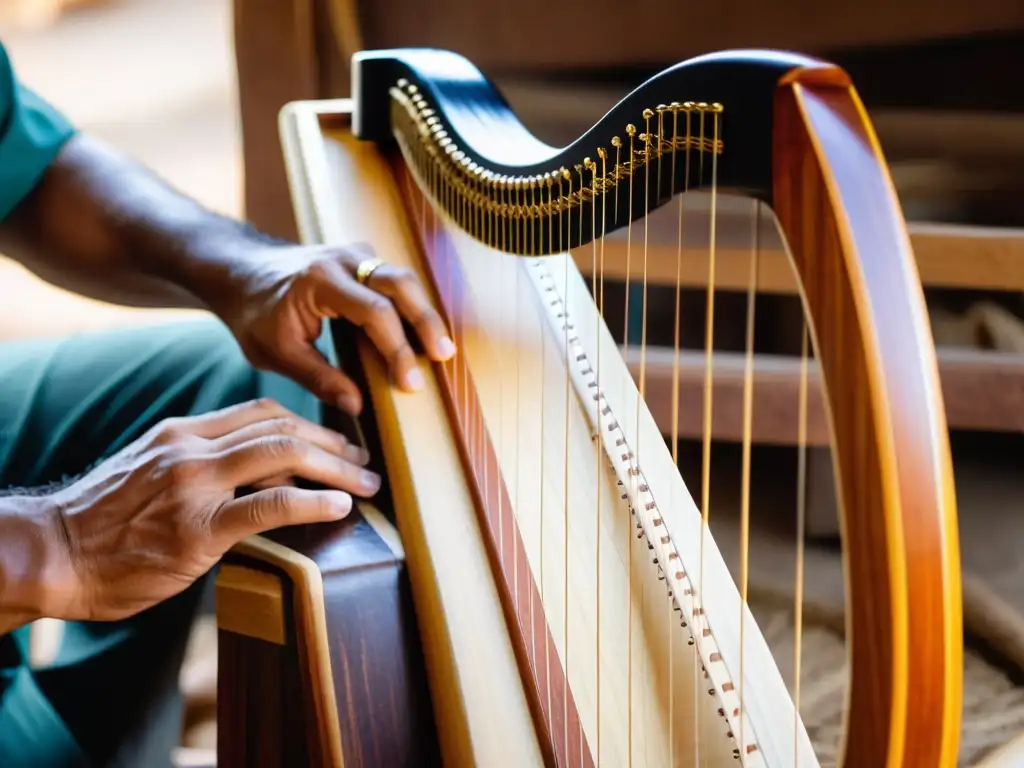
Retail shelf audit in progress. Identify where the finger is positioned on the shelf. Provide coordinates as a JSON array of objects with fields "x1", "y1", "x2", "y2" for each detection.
[
  {"x1": 363, "y1": 264, "x2": 456, "y2": 363},
  {"x1": 251, "y1": 475, "x2": 295, "y2": 490},
  {"x1": 163, "y1": 398, "x2": 293, "y2": 440},
  {"x1": 315, "y1": 277, "x2": 422, "y2": 392},
  {"x1": 211, "y1": 436, "x2": 382, "y2": 498},
  {"x1": 274, "y1": 344, "x2": 364, "y2": 415},
  {"x1": 212, "y1": 411, "x2": 370, "y2": 466},
  {"x1": 215, "y1": 487, "x2": 352, "y2": 540}
]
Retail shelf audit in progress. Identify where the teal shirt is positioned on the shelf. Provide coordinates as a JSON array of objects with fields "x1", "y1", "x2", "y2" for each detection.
[{"x1": 0, "y1": 42, "x2": 76, "y2": 221}]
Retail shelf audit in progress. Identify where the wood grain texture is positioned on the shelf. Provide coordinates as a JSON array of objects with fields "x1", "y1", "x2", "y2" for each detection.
[
  {"x1": 216, "y1": 514, "x2": 439, "y2": 767},
  {"x1": 217, "y1": 586, "x2": 312, "y2": 768},
  {"x1": 772, "y1": 75, "x2": 962, "y2": 766}
]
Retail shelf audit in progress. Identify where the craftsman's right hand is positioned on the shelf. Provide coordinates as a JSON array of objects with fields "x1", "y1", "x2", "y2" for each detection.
[{"x1": 42, "y1": 398, "x2": 379, "y2": 622}]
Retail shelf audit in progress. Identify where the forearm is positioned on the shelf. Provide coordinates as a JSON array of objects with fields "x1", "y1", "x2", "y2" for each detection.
[
  {"x1": 0, "y1": 132, "x2": 281, "y2": 311},
  {"x1": 0, "y1": 493, "x2": 70, "y2": 636}
]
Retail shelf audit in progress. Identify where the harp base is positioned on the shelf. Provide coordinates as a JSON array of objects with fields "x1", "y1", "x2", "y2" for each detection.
[{"x1": 214, "y1": 516, "x2": 441, "y2": 768}]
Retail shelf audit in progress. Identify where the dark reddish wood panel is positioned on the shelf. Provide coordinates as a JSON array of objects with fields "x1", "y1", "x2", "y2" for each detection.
[{"x1": 218, "y1": 513, "x2": 441, "y2": 767}]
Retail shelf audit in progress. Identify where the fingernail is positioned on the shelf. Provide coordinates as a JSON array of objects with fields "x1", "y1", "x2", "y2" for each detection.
[
  {"x1": 337, "y1": 393, "x2": 361, "y2": 414},
  {"x1": 404, "y1": 367, "x2": 425, "y2": 391},
  {"x1": 437, "y1": 336, "x2": 457, "y2": 359},
  {"x1": 328, "y1": 492, "x2": 353, "y2": 519},
  {"x1": 360, "y1": 470, "x2": 381, "y2": 494}
]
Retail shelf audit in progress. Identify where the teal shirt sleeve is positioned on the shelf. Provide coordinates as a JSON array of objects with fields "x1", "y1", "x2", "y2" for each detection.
[{"x1": 0, "y1": 42, "x2": 77, "y2": 222}]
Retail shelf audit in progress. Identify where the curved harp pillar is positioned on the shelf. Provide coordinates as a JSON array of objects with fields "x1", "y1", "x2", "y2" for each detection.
[{"x1": 216, "y1": 48, "x2": 962, "y2": 768}]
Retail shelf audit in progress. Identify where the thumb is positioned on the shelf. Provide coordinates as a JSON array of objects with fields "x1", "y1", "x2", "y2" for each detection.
[
  {"x1": 216, "y1": 487, "x2": 353, "y2": 540},
  {"x1": 276, "y1": 345, "x2": 363, "y2": 415}
]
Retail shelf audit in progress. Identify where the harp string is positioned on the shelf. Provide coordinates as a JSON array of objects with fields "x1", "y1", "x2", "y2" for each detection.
[
  {"x1": 623, "y1": 124, "x2": 637, "y2": 767},
  {"x1": 638, "y1": 108, "x2": 654, "y2": 767},
  {"x1": 668, "y1": 97, "x2": 693, "y2": 768},
  {"x1": 590, "y1": 151, "x2": 604, "y2": 764},
  {"x1": 498, "y1": 179, "x2": 506, "y2": 579},
  {"x1": 563, "y1": 170, "x2": 573, "y2": 767},
  {"x1": 794, "y1": 323, "x2": 810, "y2": 767},
  {"x1": 739, "y1": 197, "x2": 761, "y2": 759},
  {"x1": 695, "y1": 104, "x2": 717, "y2": 768},
  {"x1": 538, "y1": 176, "x2": 549, "y2": 740}
]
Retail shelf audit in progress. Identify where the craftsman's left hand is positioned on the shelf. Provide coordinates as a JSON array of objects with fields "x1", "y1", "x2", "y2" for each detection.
[{"x1": 219, "y1": 242, "x2": 456, "y2": 415}]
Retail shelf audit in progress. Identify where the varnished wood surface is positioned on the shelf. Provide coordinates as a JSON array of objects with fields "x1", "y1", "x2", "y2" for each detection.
[
  {"x1": 218, "y1": 593, "x2": 313, "y2": 768},
  {"x1": 773, "y1": 74, "x2": 961, "y2": 765},
  {"x1": 218, "y1": 514, "x2": 440, "y2": 768},
  {"x1": 626, "y1": 345, "x2": 1024, "y2": 445}
]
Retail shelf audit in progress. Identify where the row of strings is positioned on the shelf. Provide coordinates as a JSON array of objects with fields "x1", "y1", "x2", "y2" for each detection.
[{"x1": 394, "y1": 92, "x2": 817, "y2": 767}]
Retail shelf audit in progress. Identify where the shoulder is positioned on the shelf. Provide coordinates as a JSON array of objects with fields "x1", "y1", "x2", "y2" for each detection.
[{"x1": 0, "y1": 39, "x2": 77, "y2": 222}]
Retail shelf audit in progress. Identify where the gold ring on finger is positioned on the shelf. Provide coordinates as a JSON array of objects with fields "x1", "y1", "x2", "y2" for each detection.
[{"x1": 355, "y1": 257, "x2": 386, "y2": 286}]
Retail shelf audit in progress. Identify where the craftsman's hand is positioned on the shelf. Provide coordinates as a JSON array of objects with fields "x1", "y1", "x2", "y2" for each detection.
[
  {"x1": 219, "y1": 243, "x2": 457, "y2": 415},
  {"x1": 44, "y1": 398, "x2": 379, "y2": 622}
]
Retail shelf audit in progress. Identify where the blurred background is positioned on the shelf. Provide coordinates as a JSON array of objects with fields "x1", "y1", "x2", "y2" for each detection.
[
  {"x1": 0, "y1": 0, "x2": 232, "y2": 338},
  {"x1": 2, "y1": 0, "x2": 1024, "y2": 765}
]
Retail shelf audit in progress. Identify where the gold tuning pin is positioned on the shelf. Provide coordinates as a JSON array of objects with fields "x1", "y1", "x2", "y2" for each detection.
[
  {"x1": 642, "y1": 108, "x2": 654, "y2": 120},
  {"x1": 561, "y1": 167, "x2": 571, "y2": 181},
  {"x1": 625, "y1": 124, "x2": 637, "y2": 137},
  {"x1": 597, "y1": 147, "x2": 607, "y2": 160},
  {"x1": 709, "y1": 102, "x2": 724, "y2": 113},
  {"x1": 611, "y1": 136, "x2": 622, "y2": 148}
]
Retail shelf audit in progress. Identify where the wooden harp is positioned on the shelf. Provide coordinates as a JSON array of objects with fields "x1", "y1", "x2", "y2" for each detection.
[{"x1": 215, "y1": 49, "x2": 964, "y2": 767}]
